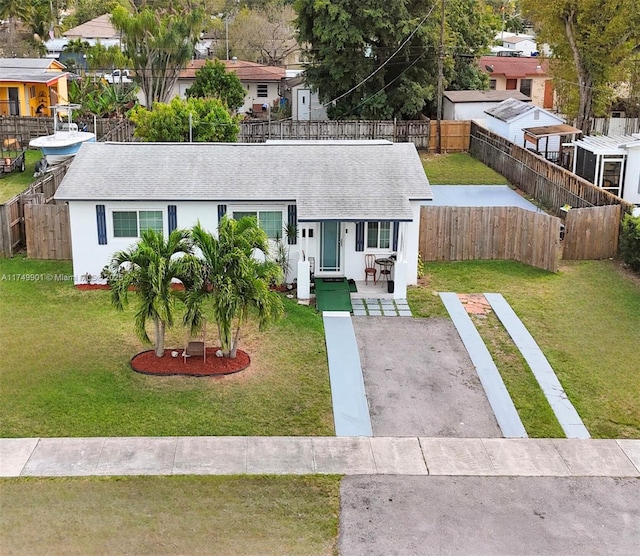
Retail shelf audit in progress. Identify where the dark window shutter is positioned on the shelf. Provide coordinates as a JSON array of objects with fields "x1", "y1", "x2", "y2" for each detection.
[
  {"x1": 392, "y1": 222, "x2": 399, "y2": 251},
  {"x1": 355, "y1": 222, "x2": 365, "y2": 252},
  {"x1": 217, "y1": 204, "x2": 227, "y2": 221},
  {"x1": 287, "y1": 204, "x2": 297, "y2": 245},
  {"x1": 96, "y1": 204, "x2": 107, "y2": 245},
  {"x1": 168, "y1": 205, "x2": 177, "y2": 233}
]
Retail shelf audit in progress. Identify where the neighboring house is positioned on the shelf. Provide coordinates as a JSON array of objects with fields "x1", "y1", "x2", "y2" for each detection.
[
  {"x1": 443, "y1": 90, "x2": 530, "y2": 121},
  {"x1": 496, "y1": 33, "x2": 538, "y2": 57},
  {"x1": 484, "y1": 98, "x2": 566, "y2": 151},
  {"x1": 53, "y1": 141, "x2": 432, "y2": 300},
  {"x1": 0, "y1": 58, "x2": 69, "y2": 117},
  {"x1": 44, "y1": 14, "x2": 121, "y2": 59},
  {"x1": 175, "y1": 59, "x2": 285, "y2": 115},
  {"x1": 281, "y1": 72, "x2": 327, "y2": 120},
  {"x1": 570, "y1": 134, "x2": 640, "y2": 205},
  {"x1": 480, "y1": 55, "x2": 554, "y2": 109}
]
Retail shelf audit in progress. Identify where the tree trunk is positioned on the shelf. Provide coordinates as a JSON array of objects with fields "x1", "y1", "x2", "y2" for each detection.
[
  {"x1": 564, "y1": 9, "x2": 593, "y2": 134},
  {"x1": 154, "y1": 318, "x2": 165, "y2": 357},
  {"x1": 229, "y1": 326, "x2": 242, "y2": 359}
]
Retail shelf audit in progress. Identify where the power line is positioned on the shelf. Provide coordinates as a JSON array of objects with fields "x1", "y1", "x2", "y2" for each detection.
[{"x1": 321, "y1": 4, "x2": 438, "y2": 108}]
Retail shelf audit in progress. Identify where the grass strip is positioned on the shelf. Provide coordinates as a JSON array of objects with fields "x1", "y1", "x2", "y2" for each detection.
[
  {"x1": 472, "y1": 312, "x2": 564, "y2": 438},
  {"x1": 0, "y1": 475, "x2": 341, "y2": 556}
]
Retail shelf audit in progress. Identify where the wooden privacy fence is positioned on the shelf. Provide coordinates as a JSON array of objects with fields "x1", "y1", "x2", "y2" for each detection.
[
  {"x1": 419, "y1": 206, "x2": 561, "y2": 272},
  {"x1": 0, "y1": 160, "x2": 71, "y2": 257},
  {"x1": 23, "y1": 204, "x2": 71, "y2": 260},
  {"x1": 240, "y1": 119, "x2": 432, "y2": 150},
  {"x1": 469, "y1": 122, "x2": 635, "y2": 218},
  {"x1": 428, "y1": 121, "x2": 471, "y2": 152},
  {"x1": 0, "y1": 116, "x2": 135, "y2": 142},
  {"x1": 562, "y1": 205, "x2": 621, "y2": 260}
]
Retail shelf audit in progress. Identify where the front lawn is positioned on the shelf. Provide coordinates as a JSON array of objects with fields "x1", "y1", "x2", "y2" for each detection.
[
  {"x1": 0, "y1": 475, "x2": 341, "y2": 556},
  {"x1": 0, "y1": 257, "x2": 334, "y2": 437},
  {"x1": 409, "y1": 260, "x2": 640, "y2": 438},
  {"x1": 421, "y1": 152, "x2": 510, "y2": 185},
  {"x1": 0, "y1": 150, "x2": 42, "y2": 203}
]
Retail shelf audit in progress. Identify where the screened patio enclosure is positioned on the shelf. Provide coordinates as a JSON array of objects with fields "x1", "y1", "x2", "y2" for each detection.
[{"x1": 571, "y1": 135, "x2": 634, "y2": 198}]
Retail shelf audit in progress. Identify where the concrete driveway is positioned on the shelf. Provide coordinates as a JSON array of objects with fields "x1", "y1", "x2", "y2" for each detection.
[
  {"x1": 339, "y1": 476, "x2": 640, "y2": 555},
  {"x1": 352, "y1": 317, "x2": 501, "y2": 438}
]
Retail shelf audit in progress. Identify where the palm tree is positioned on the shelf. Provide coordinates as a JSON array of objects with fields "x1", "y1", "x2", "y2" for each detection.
[
  {"x1": 105, "y1": 228, "x2": 199, "y2": 357},
  {"x1": 186, "y1": 216, "x2": 284, "y2": 359}
]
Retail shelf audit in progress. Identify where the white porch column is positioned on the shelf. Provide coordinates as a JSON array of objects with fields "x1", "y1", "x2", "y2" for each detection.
[
  {"x1": 393, "y1": 259, "x2": 408, "y2": 300},
  {"x1": 297, "y1": 259, "x2": 310, "y2": 300}
]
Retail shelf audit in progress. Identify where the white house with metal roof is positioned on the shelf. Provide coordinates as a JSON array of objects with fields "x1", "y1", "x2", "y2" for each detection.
[
  {"x1": 484, "y1": 98, "x2": 565, "y2": 151},
  {"x1": 54, "y1": 141, "x2": 432, "y2": 300}
]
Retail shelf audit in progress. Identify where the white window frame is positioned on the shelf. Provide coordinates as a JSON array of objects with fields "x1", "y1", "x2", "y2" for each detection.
[
  {"x1": 366, "y1": 221, "x2": 391, "y2": 249},
  {"x1": 232, "y1": 208, "x2": 283, "y2": 239},
  {"x1": 111, "y1": 209, "x2": 164, "y2": 239}
]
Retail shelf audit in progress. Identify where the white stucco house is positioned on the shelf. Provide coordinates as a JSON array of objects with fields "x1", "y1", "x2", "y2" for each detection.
[
  {"x1": 484, "y1": 98, "x2": 566, "y2": 151},
  {"x1": 174, "y1": 59, "x2": 285, "y2": 116},
  {"x1": 53, "y1": 140, "x2": 432, "y2": 300}
]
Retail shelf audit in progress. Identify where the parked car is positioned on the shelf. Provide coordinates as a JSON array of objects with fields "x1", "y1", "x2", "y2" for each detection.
[{"x1": 103, "y1": 69, "x2": 132, "y2": 84}]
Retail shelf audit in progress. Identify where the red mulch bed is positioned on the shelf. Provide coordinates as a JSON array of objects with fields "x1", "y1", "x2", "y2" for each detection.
[{"x1": 131, "y1": 348, "x2": 250, "y2": 377}]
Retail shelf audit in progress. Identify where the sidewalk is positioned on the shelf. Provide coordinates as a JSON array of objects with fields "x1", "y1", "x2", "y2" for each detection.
[{"x1": 2, "y1": 436, "x2": 639, "y2": 478}]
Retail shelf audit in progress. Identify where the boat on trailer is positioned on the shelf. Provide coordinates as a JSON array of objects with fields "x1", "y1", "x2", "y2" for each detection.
[{"x1": 30, "y1": 104, "x2": 96, "y2": 165}]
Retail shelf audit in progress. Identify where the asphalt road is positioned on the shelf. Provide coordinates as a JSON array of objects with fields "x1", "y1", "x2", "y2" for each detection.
[{"x1": 339, "y1": 475, "x2": 640, "y2": 556}]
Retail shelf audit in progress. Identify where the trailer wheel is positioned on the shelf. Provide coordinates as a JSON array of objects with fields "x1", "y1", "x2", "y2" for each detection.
[{"x1": 19, "y1": 156, "x2": 25, "y2": 172}]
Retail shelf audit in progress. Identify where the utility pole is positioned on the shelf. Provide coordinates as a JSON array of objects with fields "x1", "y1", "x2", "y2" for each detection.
[{"x1": 436, "y1": 0, "x2": 445, "y2": 154}]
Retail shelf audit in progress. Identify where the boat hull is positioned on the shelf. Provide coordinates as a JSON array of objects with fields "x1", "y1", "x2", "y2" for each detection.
[{"x1": 30, "y1": 132, "x2": 96, "y2": 165}]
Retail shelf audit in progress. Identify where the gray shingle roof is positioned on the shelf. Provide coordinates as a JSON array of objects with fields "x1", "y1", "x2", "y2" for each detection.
[{"x1": 55, "y1": 142, "x2": 432, "y2": 221}]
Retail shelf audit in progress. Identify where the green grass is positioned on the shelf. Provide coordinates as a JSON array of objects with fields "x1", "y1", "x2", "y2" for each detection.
[
  {"x1": 0, "y1": 257, "x2": 334, "y2": 437},
  {"x1": 0, "y1": 475, "x2": 341, "y2": 556},
  {"x1": 408, "y1": 260, "x2": 640, "y2": 438},
  {"x1": 0, "y1": 150, "x2": 43, "y2": 203},
  {"x1": 422, "y1": 152, "x2": 510, "y2": 185}
]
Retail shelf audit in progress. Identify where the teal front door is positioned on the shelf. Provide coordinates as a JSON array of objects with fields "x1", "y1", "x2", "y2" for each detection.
[{"x1": 320, "y1": 222, "x2": 341, "y2": 273}]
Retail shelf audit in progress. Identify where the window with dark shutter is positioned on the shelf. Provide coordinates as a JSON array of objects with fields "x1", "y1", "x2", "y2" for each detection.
[
  {"x1": 96, "y1": 205, "x2": 107, "y2": 245},
  {"x1": 355, "y1": 222, "x2": 365, "y2": 251},
  {"x1": 168, "y1": 205, "x2": 177, "y2": 233},
  {"x1": 287, "y1": 205, "x2": 297, "y2": 245}
]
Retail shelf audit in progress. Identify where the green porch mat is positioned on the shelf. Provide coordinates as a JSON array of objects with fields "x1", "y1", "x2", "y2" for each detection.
[{"x1": 314, "y1": 278, "x2": 353, "y2": 312}]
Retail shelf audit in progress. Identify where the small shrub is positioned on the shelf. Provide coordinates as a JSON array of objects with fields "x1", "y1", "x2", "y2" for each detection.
[{"x1": 619, "y1": 213, "x2": 640, "y2": 272}]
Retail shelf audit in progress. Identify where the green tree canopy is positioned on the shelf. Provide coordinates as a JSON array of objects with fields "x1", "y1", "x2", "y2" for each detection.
[
  {"x1": 129, "y1": 96, "x2": 240, "y2": 142},
  {"x1": 105, "y1": 228, "x2": 200, "y2": 357},
  {"x1": 185, "y1": 217, "x2": 284, "y2": 359},
  {"x1": 294, "y1": 0, "x2": 493, "y2": 119},
  {"x1": 111, "y1": 3, "x2": 205, "y2": 106},
  {"x1": 522, "y1": 0, "x2": 640, "y2": 132},
  {"x1": 185, "y1": 60, "x2": 246, "y2": 112}
]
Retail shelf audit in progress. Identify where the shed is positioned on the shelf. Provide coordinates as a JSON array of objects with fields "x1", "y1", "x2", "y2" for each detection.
[
  {"x1": 484, "y1": 98, "x2": 565, "y2": 151},
  {"x1": 442, "y1": 90, "x2": 530, "y2": 121}
]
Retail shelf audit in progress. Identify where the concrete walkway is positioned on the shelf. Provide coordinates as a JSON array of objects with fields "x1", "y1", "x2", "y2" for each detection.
[
  {"x1": 440, "y1": 292, "x2": 527, "y2": 438},
  {"x1": 323, "y1": 311, "x2": 373, "y2": 437},
  {"x1": 485, "y1": 293, "x2": 590, "y2": 439},
  {"x1": 2, "y1": 437, "x2": 639, "y2": 478},
  {"x1": 351, "y1": 298, "x2": 412, "y2": 317}
]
